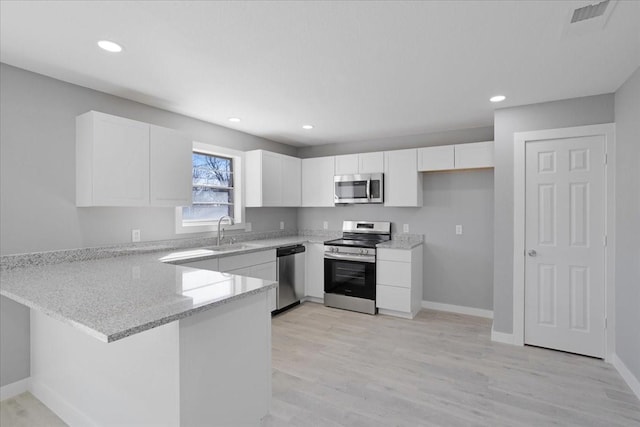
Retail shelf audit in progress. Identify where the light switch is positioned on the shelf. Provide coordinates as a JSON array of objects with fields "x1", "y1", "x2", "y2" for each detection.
[
  {"x1": 456, "y1": 225, "x2": 463, "y2": 235},
  {"x1": 280, "y1": 221, "x2": 285, "y2": 230},
  {"x1": 323, "y1": 221, "x2": 328, "y2": 230},
  {"x1": 131, "y1": 229, "x2": 141, "y2": 242}
]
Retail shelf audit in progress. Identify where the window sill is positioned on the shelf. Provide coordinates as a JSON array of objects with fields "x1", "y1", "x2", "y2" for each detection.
[{"x1": 175, "y1": 222, "x2": 246, "y2": 235}]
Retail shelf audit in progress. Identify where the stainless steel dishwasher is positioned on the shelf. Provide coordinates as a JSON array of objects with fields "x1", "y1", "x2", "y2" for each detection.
[{"x1": 274, "y1": 244, "x2": 305, "y2": 314}]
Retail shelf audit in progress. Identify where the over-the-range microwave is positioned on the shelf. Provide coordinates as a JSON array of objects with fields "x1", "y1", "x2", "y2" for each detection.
[{"x1": 334, "y1": 173, "x2": 384, "y2": 204}]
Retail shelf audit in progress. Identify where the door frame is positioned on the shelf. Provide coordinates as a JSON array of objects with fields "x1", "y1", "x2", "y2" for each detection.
[{"x1": 513, "y1": 123, "x2": 616, "y2": 360}]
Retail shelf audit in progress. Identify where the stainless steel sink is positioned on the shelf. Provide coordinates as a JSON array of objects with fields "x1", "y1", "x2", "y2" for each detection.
[{"x1": 206, "y1": 243, "x2": 262, "y2": 253}]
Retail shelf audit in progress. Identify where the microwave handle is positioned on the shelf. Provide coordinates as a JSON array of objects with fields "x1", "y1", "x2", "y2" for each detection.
[{"x1": 366, "y1": 179, "x2": 371, "y2": 199}]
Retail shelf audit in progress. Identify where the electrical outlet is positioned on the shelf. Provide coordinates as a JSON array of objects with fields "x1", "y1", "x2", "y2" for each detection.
[
  {"x1": 456, "y1": 225, "x2": 463, "y2": 235},
  {"x1": 323, "y1": 221, "x2": 328, "y2": 230},
  {"x1": 280, "y1": 221, "x2": 285, "y2": 230},
  {"x1": 403, "y1": 224, "x2": 409, "y2": 233},
  {"x1": 245, "y1": 222, "x2": 252, "y2": 232},
  {"x1": 131, "y1": 229, "x2": 141, "y2": 242}
]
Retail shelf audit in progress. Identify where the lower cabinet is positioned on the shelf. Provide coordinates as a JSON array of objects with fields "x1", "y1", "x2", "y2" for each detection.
[
  {"x1": 304, "y1": 242, "x2": 325, "y2": 301},
  {"x1": 376, "y1": 245, "x2": 423, "y2": 319}
]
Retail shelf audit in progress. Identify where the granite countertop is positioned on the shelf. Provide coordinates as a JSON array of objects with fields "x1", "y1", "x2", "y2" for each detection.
[
  {"x1": 0, "y1": 250, "x2": 277, "y2": 343},
  {"x1": 0, "y1": 232, "x2": 422, "y2": 343}
]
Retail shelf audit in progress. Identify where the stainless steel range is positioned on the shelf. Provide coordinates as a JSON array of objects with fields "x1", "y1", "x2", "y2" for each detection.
[{"x1": 324, "y1": 220, "x2": 391, "y2": 315}]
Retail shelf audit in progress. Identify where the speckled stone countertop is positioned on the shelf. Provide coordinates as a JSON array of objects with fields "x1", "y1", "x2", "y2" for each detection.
[{"x1": 0, "y1": 231, "x2": 422, "y2": 343}]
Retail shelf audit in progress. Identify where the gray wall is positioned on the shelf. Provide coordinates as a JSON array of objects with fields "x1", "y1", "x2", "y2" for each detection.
[
  {"x1": 298, "y1": 136, "x2": 495, "y2": 311},
  {"x1": 492, "y1": 94, "x2": 615, "y2": 334},
  {"x1": 613, "y1": 67, "x2": 640, "y2": 381},
  {"x1": 0, "y1": 64, "x2": 298, "y2": 387},
  {"x1": 297, "y1": 126, "x2": 494, "y2": 158}
]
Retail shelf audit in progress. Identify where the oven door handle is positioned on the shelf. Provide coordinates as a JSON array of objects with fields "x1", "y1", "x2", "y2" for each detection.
[{"x1": 324, "y1": 252, "x2": 376, "y2": 263}]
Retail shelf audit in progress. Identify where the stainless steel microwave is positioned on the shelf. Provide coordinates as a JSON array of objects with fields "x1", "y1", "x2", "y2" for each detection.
[{"x1": 334, "y1": 173, "x2": 384, "y2": 204}]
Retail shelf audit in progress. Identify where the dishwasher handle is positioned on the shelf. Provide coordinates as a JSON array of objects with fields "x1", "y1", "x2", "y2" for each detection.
[{"x1": 276, "y1": 244, "x2": 306, "y2": 257}]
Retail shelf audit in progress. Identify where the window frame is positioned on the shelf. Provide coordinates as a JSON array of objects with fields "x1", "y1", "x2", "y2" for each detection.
[{"x1": 175, "y1": 141, "x2": 245, "y2": 234}]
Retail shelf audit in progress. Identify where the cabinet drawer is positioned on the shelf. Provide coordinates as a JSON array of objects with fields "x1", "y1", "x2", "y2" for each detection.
[
  {"x1": 377, "y1": 248, "x2": 411, "y2": 262},
  {"x1": 377, "y1": 260, "x2": 411, "y2": 288},
  {"x1": 376, "y1": 285, "x2": 411, "y2": 312},
  {"x1": 219, "y1": 250, "x2": 276, "y2": 272}
]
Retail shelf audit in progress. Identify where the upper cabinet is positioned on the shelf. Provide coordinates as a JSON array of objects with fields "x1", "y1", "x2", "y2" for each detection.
[
  {"x1": 418, "y1": 141, "x2": 494, "y2": 172},
  {"x1": 245, "y1": 150, "x2": 301, "y2": 207},
  {"x1": 334, "y1": 152, "x2": 384, "y2": 175},
  {"x1": 384, "y1": 149, "x2": 423, "y2": 207},
  {"x1": 76, "y1": 111, "x2": 191, "y2": 207},
  {"x1": 301, "y1": 156, "x2": 335, "y2": 207}
]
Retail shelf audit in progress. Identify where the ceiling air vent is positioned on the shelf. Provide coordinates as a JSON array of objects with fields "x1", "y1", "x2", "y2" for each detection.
[
  {"x1": 562, "y1": 0, "x2": 618, "y2": 37},
  {"x1": 571, "y1": 0, "x2": 610, "y2": 23}
]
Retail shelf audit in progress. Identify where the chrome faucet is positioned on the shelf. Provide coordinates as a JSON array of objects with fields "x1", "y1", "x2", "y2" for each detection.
[{"x1": 217, "y1": 216, "x2": 234, "y2": 246}]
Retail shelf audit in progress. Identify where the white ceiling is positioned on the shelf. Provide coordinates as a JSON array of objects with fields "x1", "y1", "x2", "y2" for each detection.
[{"x1": 1, "y1": 1, "x2": 638, "y2": 147}]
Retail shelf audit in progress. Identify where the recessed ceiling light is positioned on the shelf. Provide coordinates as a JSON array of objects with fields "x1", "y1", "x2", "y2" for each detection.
[
  {"x1": 490, "y1": 95, "x2": 506, "y2": 103},
  {"x1": 97, "y1": 40, "x2": 123, "y2": 53},
  {"x1": 228, "y1": 117, "x2": 241, "y2": 123},
  {"x1": 302, "y1": 125, "x2": 314, "y2": 130}
]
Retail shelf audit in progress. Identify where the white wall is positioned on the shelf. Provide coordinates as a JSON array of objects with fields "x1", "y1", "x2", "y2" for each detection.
[
  {"x1": 613, "y1": 67, "x2": 640, "y2": 381},
  {"x1": 0, "y1": 63, "x2": 298, "y2": 387},
  {"x1": 492, "y1": 94, "x2": 615, "y2": 334}
]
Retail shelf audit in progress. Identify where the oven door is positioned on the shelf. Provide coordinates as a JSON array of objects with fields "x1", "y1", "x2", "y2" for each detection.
[{"x1": 324, "y1": 256, "x2": 376, "y2": 300}]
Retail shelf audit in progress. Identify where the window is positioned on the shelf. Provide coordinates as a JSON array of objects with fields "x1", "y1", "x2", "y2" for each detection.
[
  {"x1": 182, "y1": 152, "x2": 234, "y2": 222},
  {"x1": 175, "y1": 142, "x2": 244, "y2": 234}
]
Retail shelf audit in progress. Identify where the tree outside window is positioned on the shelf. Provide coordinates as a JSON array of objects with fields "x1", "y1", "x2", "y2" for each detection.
[{"x1": 182, "y1": 152, "x2": 234, "y2": 222}]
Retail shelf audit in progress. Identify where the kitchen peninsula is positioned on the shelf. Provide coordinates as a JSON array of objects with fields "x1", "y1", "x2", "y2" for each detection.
[{"x1": 0, "y1": 245, "x2": 280, "y2": 426}]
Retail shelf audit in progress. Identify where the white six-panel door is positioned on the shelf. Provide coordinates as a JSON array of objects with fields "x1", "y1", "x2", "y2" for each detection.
[{"x1": 524, "y1": 135, "x2": 606, "y2": 358}]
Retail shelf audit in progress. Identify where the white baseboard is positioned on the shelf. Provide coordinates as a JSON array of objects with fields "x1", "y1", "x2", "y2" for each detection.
[
  {"x1": 378, "y1": 308, "x2": 416, "y2": 320},
  {"x1": 491, "y1": 324, "x2": 516, "y2": 345},
  {"x1": 302, "y1": 296, "x2": 323, "y2": 304},
  {"x1": 421, "y1": 300, "x2": 493, "y2": 319},
  {"x1": 30, "y1": 378, "x2": 98, "y2": 427},
  {"x1": 611, "y1": 353, "x2": 640, "y2": 401},
  {"x1": 0, "y1": 378, "x2": 30, "y2": 401}
]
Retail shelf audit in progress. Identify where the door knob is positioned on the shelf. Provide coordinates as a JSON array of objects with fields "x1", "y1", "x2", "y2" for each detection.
[{"x1": 528, "y1": 249, "x2": 537, "y2": 257}]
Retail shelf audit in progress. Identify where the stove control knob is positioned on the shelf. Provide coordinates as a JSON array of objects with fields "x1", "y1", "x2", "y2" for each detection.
[{"x1": 360, "y1": 248, "x2": 366, "y2": 255}]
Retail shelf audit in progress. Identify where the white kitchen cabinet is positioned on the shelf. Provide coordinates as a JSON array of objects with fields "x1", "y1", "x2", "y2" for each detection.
[
  {"x1": 334, "y1": 154, "x2": 359, "y2": 175},
  {"x1": 334, "y1": 152, "x2": 384, "y2": 175},
  {"x1": 245, "y1": 150, "x2": 301, "y2": 207},
  {"x1": 384, "y1": 149, "x2": 423, "y2": 207},
  {"x1": 454, "y1": 141, "x2": 494, "y2": 169},
  {"x1": 77, "y1": 111, "x2": 150, "y2": 207},
  {"x1": 417, "y1": 145, "x2": 454, "y2": 171},
  {"x1": 76, "y1": 111, "x2": 192, "y2": 207},
  {"x1": 227, "y1": 259, "x2": 277, "y2": 313},
  {"x1": 418, "y1": 141, "x2": 494, "y2": 172},
  {"x1": 149, "y1": 125, "x2": 192, "y2": 206},
  {"x1": 376, "y1": 245, "x2": 423, "y2": 319},
  {"x1": 301, "y1": 156, "x2": 335, "y2": 207},
  {"x1": 304, "y1": 242, "x2": 325, "y2": 301}
]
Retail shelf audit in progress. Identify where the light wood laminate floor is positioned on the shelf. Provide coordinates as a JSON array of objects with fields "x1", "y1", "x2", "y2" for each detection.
[
  {"x1": 2, "y1": 303, "x2": 638, "y2": 426},
  {"x1": 263, "y1": 303, "x2": 640, "y2": 426}
]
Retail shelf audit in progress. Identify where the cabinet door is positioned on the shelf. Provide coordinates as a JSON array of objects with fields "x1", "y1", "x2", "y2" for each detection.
[
  {"x1": 261, "y1": 151, "x2": 282, "y2": 206},
  {"x1": 88, "y1": 112, "x2": 150, "y2": 206},
  {"x1": 149, "y1": 125, "x2": 192, "y2": 206},
  {"x1": 418, "y1": 145, "x2": 455, "y2": 171},
  {"x1": 359, "y1": 152, "x2": 384, "y2": 174},
  {"x1": 249, "y1": 261, "x2": 277, "y2": 281},
  {"x1": 454, "y1": 141, "x2": 494, "y2": 169},
  {"x1": 334, "y1": 154, "x2": 359, "y2": 175},
  {"x1": 304, "y1": 243, "x2": 325, "y2": 299},
  {"x1": 281, "y1": 155, "x2": 301, "y2": 206},
  {"x1": 384, "y1": 149, "x2": 422, "y2": 207},
  {"x1": 301, "y1": 157, "x2": 335, "y2": 207}
]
